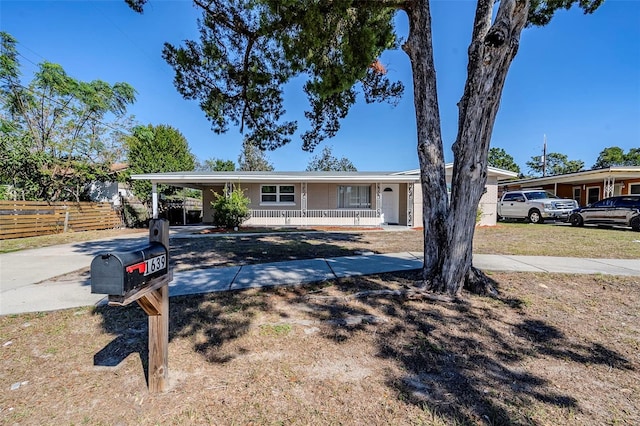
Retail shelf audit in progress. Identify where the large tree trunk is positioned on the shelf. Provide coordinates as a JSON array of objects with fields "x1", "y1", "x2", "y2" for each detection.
[
  {"x1": 402, "y1": 0, "x2": 449, "y2": 290},
  {"x1": 404, "y1": 0, "x2": 529, "y2": 296}
]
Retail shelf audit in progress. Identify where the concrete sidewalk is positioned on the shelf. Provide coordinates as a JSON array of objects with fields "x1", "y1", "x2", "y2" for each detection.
[{"x1": 2, "y1": 240, "x2": 640, "y2": 315}]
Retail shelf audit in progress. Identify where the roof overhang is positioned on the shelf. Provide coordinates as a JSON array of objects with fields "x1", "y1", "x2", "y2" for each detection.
[
  {"x1": 501, "y1": 166, "x2": 640, "y2": 187},
  {"x1": 394, "y1": 164, "x2": 519, "y2": 180},
  {"x1": 131, "y1": 171, "x2": 421, "y2": 189},
  {"x1": 131, "y1": 163, "x2": 520, "y2": 189}
]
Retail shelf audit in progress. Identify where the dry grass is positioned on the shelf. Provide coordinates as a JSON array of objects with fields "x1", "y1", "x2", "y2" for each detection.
[
  {"x1": 0, "y1": 228, "x2": 147, "y2": 254},
  {"x1": 1, "y1": 272, "x2": 638, "y2": 425},
  {"x1": 1, "y1": 223, "x2": 639, "y2": 424},
  {"x1": 473, "y1": 222, "x2": 640, "y2": 258},
  {"x1": 2, "y1": 221, "x2": 638, "y2": 259},
  {"x1": 166, "y1": 223, "x2": 640, "y2": 273}
]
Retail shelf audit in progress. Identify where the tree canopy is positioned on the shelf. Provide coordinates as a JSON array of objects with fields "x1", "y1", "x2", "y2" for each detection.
[
  {"x1": 306, "y1": 146, "x2": 357, "y2": 171},
  {"x1": 127, "y1": 0, "x2": 403, "y2": 152},
  {"x1": 0, "y1": 32, "x2": 136, "y2": 201},
  {"x1": 488, "y1": 147, "x2": 520, "y2": 174},
  {"x1": 197, "y1": 158, "x2": 236, "y2": 171},
  {"x1": 123, "y1": 124, "x2": 196, "y2": 207},
  {"x1": 526, "y1": 152, "x2": 584, "y2": 176},
  {"x1": 237, "y1": 140, "x2": 274, "y2": 171},
  {"x1": 126, "y1": 0, "x2": 604, "y2": 295},
  {"x1": 593, "y1": 146, "x2": 640, "y2": 168}
]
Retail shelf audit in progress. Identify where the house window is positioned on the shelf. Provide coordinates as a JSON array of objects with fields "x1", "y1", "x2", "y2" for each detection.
[
  {"x1": 261, "y1": 185, "x2": 295, "y2": 204},
  {"x1": 587, "y1": 186, "x2": 600, "y2": 204},
  {"x1": 572, "y1": 187, "x2": 581, "y2": 204},
  {"x1": 630, "y1": 183, "x2": 640, "y2": 195},
  {"x1": 337, "y1": 185, "x2": 371, "y2": 208}
]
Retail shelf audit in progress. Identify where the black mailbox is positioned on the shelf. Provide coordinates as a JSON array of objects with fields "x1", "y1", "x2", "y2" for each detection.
[{"x1": 91, "y1": 242, "x2": 168, "y2": 296}]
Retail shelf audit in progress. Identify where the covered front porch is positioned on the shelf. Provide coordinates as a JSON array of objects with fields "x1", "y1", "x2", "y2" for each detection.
[
  {"x1": 202, "y1": 180, "x2": 418, "y2": 227},
  {"x1": 132, "y1": 171, "x2": 422, "y2": 228}
]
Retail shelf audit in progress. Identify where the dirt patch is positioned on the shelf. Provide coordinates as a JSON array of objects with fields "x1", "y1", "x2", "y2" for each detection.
[{"x1": 1, "y1": 272, "x2": 639, "y2": 425}]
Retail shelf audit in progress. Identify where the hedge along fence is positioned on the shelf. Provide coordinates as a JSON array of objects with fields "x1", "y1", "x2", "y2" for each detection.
[{"x1": 0, "y1": 201, "x2": 123, "y2": 240}]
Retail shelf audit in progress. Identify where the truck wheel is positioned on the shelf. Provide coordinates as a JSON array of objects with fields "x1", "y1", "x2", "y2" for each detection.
[
  {"x1": 528, "y1": 209, "x2": 544, "y2": 224},
  {"x1": 631, "y1": 217, "x2": 640, "y2": 232},
  {"x1": 569, "y1": 214, "x2": 584, "y2": 227}
]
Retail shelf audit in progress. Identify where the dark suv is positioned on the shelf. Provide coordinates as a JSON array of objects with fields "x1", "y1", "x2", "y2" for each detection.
[{"x1": 568, "y1": 195, "x2": 640, "y2": 231}]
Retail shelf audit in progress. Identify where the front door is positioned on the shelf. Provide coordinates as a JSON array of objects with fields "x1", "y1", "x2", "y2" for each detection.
[{"x1": 381, "y1": 185, "x2": 399, "y2": 224}]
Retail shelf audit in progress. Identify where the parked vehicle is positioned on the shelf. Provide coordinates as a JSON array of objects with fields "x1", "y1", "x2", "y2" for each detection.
[
  {"x1": 568, "y1": 195, "x2": 640, "y2": 231},
  {"x1": 497, "y1": 190, "x2": 578, "y2": 224}
]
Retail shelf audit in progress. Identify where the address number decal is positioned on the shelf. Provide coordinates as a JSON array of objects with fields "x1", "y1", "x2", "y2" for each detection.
[{"x1": 144, "y1": 254, "x2": 166, "y2": 276}]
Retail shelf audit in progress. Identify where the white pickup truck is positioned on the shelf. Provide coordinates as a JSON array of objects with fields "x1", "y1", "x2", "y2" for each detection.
[{"x1": 497, "y1": 190, "x2": 578, "y2": 224}]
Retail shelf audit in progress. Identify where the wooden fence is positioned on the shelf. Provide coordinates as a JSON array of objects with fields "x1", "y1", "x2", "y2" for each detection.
[{"x1": 0, "y1": 201, "x2": 123, "y2": 240}]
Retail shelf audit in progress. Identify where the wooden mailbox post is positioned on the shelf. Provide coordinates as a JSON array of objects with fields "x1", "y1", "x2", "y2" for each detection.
[{"x1": 91, "y1": 219, "x2": 172, "y2": 393}]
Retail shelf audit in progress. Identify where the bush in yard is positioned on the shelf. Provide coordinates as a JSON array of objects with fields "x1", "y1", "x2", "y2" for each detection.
[{"x1": 211, "y1": 186, "x2": 250, "y2": 229}]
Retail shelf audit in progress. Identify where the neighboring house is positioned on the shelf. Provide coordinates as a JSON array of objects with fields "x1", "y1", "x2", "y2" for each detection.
[
  {"x1": 132, "y1": 165, "x2": 517, "y2": 227},
  {"x1": 84, "y1": 181, "x2": 133, "y2": 206},
  {"x1": 84, "y1": 163, "x2": 133, "y2": 206},
  {"x1": 499, "y1": 166, "x2": 640, "y2": 207}
]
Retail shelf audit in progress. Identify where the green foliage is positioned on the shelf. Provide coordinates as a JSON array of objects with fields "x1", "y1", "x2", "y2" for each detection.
[
  {"x1": 0, "y1": 185, "x2": 9, "y2": 200},
  {"x1": 306, "y1": 146, "x2": 357, "y2": 171},
  {"x1": 197, "y1": 158, "x2": 236, "y2": 171},
  {"x1": 526, "y1": 152, "x2": 584, "y2": 176},
  {"x1": 0, "y1": 32, "x2": 136, "y2": 201},
  {"x1": 127, "y1": 0, "x2": 402, "y2": 152},
  {"x1": 238, "y1": 140, "x2": 274, "y2": 171},
  {"x1": 125, "y1": 0, "x2": 605, "y2": 293},
  {"x1": 211, "y1": 185, "x2": 251, "y2": 229},
  {"x1": 527, "y1": 0, "x2": 604, "y2": 27},
  {"x1": 123, "y1": 124, "x2": 196, "y2": 208},
  {"x1": 593, "y1": 146, "x2": 640, "y2": 168},
  {"x1": 124, "y1": 0, "x2": 603, "y2": 153},
  {"x1": 625, "y1": 148, "x2": 640, "y2": 166},
  {"x1": 121, "y1": 199, "x2": 149, "y2": 228},
  {"x1": 488, "y1": 147, "x2": 520, "y2": 174}
]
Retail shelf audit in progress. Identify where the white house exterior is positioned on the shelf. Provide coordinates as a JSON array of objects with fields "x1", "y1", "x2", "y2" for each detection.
[{"x1": 132, "y1": 165, "x2": 517, "y2": 228}]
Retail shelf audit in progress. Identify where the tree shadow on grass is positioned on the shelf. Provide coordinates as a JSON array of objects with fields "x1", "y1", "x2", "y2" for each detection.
[
  {"x1": 73, "y1": 231, "x2": 368, "y2": 285},
  {"x1": 294, "y1": 271, "x2": 635, "y2": 425},
  {"x1": 92, "y1": 288, "x2": 279, "y2": 384},
  {"x1": 168, "y1": 232, "x2": 370, "y2": 270},
  {"x1": 90, "y1": 231, "x2": 368, "y2": 382},
  {"x1": 92, "y1": 268, "x2": 635, "y2": 424}
]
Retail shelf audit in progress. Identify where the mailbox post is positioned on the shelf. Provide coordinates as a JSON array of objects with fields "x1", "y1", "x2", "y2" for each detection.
[{"x1": 91, "y1": 218, "x2": 172, "y2": 393}]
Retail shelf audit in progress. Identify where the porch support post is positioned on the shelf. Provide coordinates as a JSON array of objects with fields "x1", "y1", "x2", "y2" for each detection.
[
  {"x1": 152, "y1": 182, "x2": 158, "y2": 219},
  {"x1": 182, "y1": 192, "x2": 187, "y2": 225},
  {"x1": 301, "y1": 182, "x2": 307, "y2": 226},
  {"x1": 604, "y1": 176, "x2": 615, "y2": 198},
  {"x1": 407, "y1": 183, "x2": 414, "y2": 227},
  {"x1": 376, "y1": 183, "x2": 382, "y2": 221}
]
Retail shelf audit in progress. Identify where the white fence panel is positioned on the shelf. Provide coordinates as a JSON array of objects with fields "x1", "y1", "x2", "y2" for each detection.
[{"x1": 244, "y1": 209, "x2": 381, "y2": 226}]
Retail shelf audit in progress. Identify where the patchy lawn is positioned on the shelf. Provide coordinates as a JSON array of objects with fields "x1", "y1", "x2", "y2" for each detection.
[
  {"x1": 3, "y1": 221, "x2": 640, "y2": 259},
  {"x1": 1, "y1": 272, "x2": 638, "y2": 424},
  {"x1": 1, "y1": 223, "x2": 639, "y2": 424},
  {"x1": 166, "y1": 223, "x2": 640, "y2": 273}
]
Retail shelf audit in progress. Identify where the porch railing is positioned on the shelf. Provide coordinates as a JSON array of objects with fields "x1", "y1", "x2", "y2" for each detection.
[{"x1": 246, "y1": 209, "x2": 381, "y2": 226}]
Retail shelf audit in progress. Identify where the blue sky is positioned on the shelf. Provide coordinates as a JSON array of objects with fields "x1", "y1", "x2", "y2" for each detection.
[{"x1": 1, "y1": 0, "x2": 639, "y2": 172}]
